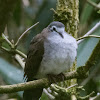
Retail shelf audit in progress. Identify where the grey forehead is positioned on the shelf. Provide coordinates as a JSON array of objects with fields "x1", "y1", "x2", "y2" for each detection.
[{"x1": 48, "y1": 21, "x2": 65, "y2": 28}]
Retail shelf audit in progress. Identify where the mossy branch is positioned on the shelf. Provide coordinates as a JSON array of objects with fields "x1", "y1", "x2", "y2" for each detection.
[
  {"x1": 87, "y1": 0, "x2": 100, "y2": 10},
  {"x1": 85, "y1": 40, "x2": 100, "y2": 72},
  {"x1": 0, "y1": 22, "x2": 39, "y2": 59},
  {"x1": 0, "y1": 70, "x2": 86, "y2": 94}
]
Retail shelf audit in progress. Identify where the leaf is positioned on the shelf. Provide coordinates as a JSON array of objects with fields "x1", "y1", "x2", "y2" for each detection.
[
  {"x1": 0, "y1": 57, "x2": 24, "y2": 97},
  {"x1": 80, "y1": 0, "x2": 98, "y2": 24},
  {"x1": 97, "y1": 10, "x2": 100, "y2": 14},
  {"x1": 77, "y1": 22, "x2": 100, "y2": 67}
]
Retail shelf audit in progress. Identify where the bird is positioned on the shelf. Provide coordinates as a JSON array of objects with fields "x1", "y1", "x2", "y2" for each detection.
[{"x1": 23, "y1": 21, "x2": 77, "y2": 100}]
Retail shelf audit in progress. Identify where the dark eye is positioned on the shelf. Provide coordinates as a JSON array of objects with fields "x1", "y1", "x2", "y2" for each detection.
[
  {"x1": 53, "y1": 27, "x2": 56, "y2": 31},
  {"x1": 50, "y1": 26, "x2": 57, "y2": 32}
]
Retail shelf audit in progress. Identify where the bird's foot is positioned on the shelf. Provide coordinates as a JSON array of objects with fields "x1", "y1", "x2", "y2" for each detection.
[
  {"x1": 57, "y1": 73, "x2": 65, "y2": 82},
  {"x1": 47, "y1": 74, "x2": 57, "y2": 83},
  {"x1": 47, "y1": 73, "x2": 65, "y2": 83}
]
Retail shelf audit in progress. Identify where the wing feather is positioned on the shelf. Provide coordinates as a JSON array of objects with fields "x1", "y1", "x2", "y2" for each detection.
[{"x1": 24, "y1": 28, "x2": 48, "y2": 81}]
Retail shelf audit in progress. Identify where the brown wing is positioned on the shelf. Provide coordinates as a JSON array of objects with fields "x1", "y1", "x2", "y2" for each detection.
[{"x1": 24, "y1": 28, "x2": 49, "y2": 81}]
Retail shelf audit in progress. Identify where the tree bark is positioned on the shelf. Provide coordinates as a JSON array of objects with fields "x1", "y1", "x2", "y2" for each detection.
[
  {"x1": 54, "y1": 0, "x2": 79, "y2": 38},
  {"x1": 54, "y1": 0, "x2": 79, "y2": 99}
]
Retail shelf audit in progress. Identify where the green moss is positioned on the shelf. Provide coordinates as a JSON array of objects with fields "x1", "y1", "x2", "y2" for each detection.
[
  {"x1": 53, "y1": 0, "x2": 79, "y2": 99},
  {"x1": 54, "y1": 0, "x2": 79, "y2": 38},
  {"x1": 85, "y1": 40, "x2": 100, "y2": 72}
]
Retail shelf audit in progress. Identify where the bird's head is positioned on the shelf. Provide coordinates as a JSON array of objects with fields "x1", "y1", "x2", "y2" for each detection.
[{"x1": 48, "y1": 21, "x2": 65, "y2": 38}]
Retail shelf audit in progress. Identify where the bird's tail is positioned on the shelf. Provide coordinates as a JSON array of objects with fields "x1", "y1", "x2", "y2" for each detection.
[{"x1": 23, "y1": 88, "x2": 43, "y2": 100}]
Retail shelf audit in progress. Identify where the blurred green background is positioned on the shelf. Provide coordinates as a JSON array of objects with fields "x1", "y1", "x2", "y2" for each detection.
[{"x1": 0, "y1": 0, "x2": 100, "y2": 100}]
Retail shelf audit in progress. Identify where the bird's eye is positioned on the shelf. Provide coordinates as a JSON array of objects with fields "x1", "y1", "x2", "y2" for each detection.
[
  {"x1": 52, "y1": 26, "x2": 57, "y2": 32},
  {"x1": 53, "y1": 27, "x2": 56, "y2": 31},
  {"x1": 50, "y1": 26, "x2": 57, "y2": 32}
]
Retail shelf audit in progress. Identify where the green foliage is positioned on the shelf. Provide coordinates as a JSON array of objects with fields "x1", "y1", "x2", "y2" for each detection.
[
  {"x1": 0, "y1": 0, "x2": 100, "y2": 100},
  {"x1": 80, "y1": 0, "x2": 98, "y2": 25},
  {"x1": 41, "y1": 93, "x2": 49, "y2": 100},
  {"x1": 77, "y1": 22, "x2": 100, "y2": 67},
  {"x1": 97, "y1": 10, "x2": 100, "y2": 14},
  {"x1": 0, "y1": 57, "x2": 23, "y2": 97}
]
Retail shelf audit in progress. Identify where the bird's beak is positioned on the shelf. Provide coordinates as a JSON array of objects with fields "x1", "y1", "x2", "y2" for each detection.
[
  {"x1": 55, "y1": 30, "x2": 64, "y2": 38},
  {"x1": 58, "y1": 32, "x2": 64, "y2": 38}
]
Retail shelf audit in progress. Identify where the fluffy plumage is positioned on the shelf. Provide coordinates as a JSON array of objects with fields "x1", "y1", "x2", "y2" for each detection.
[{"x1": 23, "y1": 21, "x2": 77, "y2": 100}]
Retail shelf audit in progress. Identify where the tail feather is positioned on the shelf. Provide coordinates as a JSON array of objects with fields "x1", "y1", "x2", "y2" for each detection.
[{"x1": 23, "y1": 88, "x2": 43, "y2": 100}]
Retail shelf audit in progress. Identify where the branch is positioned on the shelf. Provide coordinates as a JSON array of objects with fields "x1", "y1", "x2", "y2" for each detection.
[
  {"x1": 77, "y1": 21, "x2": 100, "y2": 44},
  {"x1": 77, "y1": 35, "x2": 100, "y2": 41},
  {"x1": 83, "y1": 40, "x2": 100, "y2": 73},
  {"x1": 43, "y1": 88, "x2": 55, "y2": 100},
  {"x1": 1, "y1": 34, "x2": 27, "y2": 58},
  {"x1": 90, "y1": 93, "x2": 100, "y2": 100},
  {"x1": 15, "y1": 54, "x2": 25, "y2": 69},
  {"x1": 78, "y1": 91, "x2": 95, "y2": 100},
  {"x1": 81, "y1": 62, "x2": 100, "y2": 86},
  {"x1": 1, "y1": 22, "x2": 39, "y2": 58},
  {"x1": 2, "y1": 34, "x2": 13, "y2": 47},
  {"x1": 76, "y1": 24, "x2": 100, "y2": 86},
  {"x1": 0, "y1": 23, "x2": 40, "y2": 68},
  {"x1": 79, "y1": 40, "x2": 100, "y2": 86},
  {"x1": 15, "y1": 49, "x2": 27, "y2": 58},
  {"x1": 0, "y1": 46, "x2": 27, "y2": 59},
  {"x1": 87, "y1": 0, "x2": 100, "y2": 10},
  {"x1": 0, "y1": 46, "x2": 10, "y2": 53},
  {"x1": 15, "y1": 22, "x2": 39, "y2": 46},
  {"x1": 0, "y1": 70, "x2": 86, "y2": 94}
]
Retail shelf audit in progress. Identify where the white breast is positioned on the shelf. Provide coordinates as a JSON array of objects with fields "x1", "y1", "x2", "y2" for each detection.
[{"x1": 35, "y1": 31, "x2": 77, "y2": 78}]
